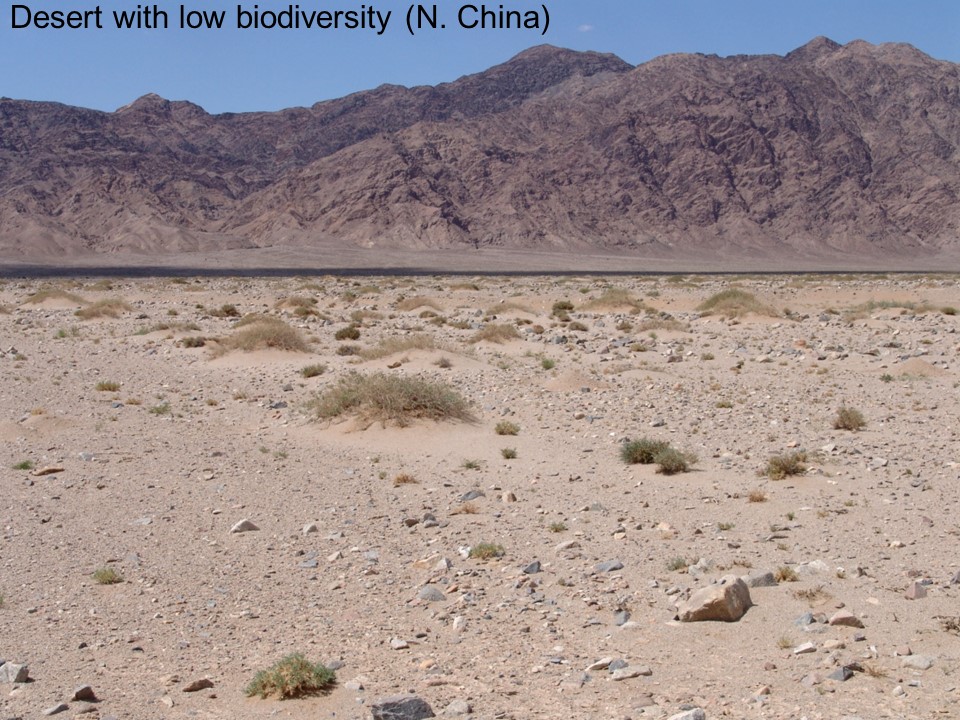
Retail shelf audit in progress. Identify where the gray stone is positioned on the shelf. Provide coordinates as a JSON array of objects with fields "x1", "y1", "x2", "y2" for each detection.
[
  {"x1": 230, "y1": 519, "x2": 259, "y2": 533},
  {"x1": 901, "y1": 655, "x2": 933, "y2": 670},
  {"x1": 390, "y1": 638, "x2": 409, "y2": 650},
  {"x1": 595, "y1": 559, "x2": 624, "y2": 573},
  {"x1": 0, "y1": 662, "x2": 29, "y2": 683},
  {"x1": 904, "y1": 581, "x2": 927, "y2": 600},
  {"x1": 608, "y1": 658, "x2": 629, "y2": 671},
  {"x1": 303, "y1": 523, "x2": 319, "y2": 535},
  {"x1": 522, "y1": 561, "x2": 541, "y2": 575},
  {"x1": 182, "y1": 678, "x2": 214, "y2": 692},
  {"x1": 72, "y1": 685, "x2": 97, "y2": 701},
  {"x1": 743, "y1": 569, "x2": 777, "y2": 588},
  {"x1": 585, "y1": 657, "x2": 612, "y2": 671},
  {"x1": 611, "y1": 666, "x2": 652, "y2": 680},
  {"x1": 459, "y1": 490, "x2": 484, "y2": 502},
  {"x1": 793, "y1": 642, "x2": 816, "y2": 655},
  {"x1": 442, "y1": 699, "x2": 472, "y2": 716},
  {"x1": 42, "y1": 704, "x2": 69, "y2": 716},
  {"x1": 613, "y1": 609, "x2": 631, "y2": 626},
  {"x1": 418, "y1": 585, "x2": 446, "y2": 603},
  {"x1": 370, "y1": 694, "x2": 436, "y2": 720},
  {"x1": 828, "y1": 666, "x2": 854, "y2": 682},
  {"x1": 667, "y1": 709, "x2": 706, "y2": 720},
  {"x1": 676, "y1": 575, "x2": 752, "y2": 623},
  {"x1": 829, "y1": 610, "x2": 865, "y2": 628}
]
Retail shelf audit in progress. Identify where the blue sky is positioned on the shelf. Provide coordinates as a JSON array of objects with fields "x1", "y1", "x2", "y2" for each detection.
[{"x1": 2, "y1": 0, "x2": 957, "y2": 113}]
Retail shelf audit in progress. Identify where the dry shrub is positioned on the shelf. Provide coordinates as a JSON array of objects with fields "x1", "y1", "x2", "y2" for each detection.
[
  {"x1": 75, "y1": 298, "x2": 133, "y2": 319},
  {"x1": 393, "y1": 473, "x2": 418, "y2": 486},
  {"x1": 307, "y1": 372, "x2": 474, "y2": 427},
  {"x1": 833, "y1": 406, "x2": 866, "y2": 431},
  {"x1": 245, "y1": 653, "x2": 336, "y2": 699},
  {"x1": 24, "y1": 288, "x2": 86, "y2": 305},
  {"x1": 216, "y1": 317, "x2": 309, "y2": 355},
  {"x1": 697, "y1": 288, "x2": 776, "y2": 318},
  {"x1": 583, "y1": 288, "x2": 646, "y2": 312},
  {"x1": 765, "y1": 451, "x2": 808, "y2": 480},
  {"x1": 486, "y1": 300, "x2": 534, "y2": 315},
  {"x1": 359, "y1": 334, "x2": 437, "y2": 360},
  {"x1": 396, "y1": 297, "x2": 441, "y2": 312},
  {"x1": 469, "y1": 323, "x2": 520, "y2": 344}
]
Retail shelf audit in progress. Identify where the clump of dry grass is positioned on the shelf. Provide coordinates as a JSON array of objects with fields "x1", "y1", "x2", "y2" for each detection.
[
  {"x1": 775, "y1": 566, "x2": 799, "y2": 583},
  {"x1": 215, "y1": 317, "x2": 309, "y2": 355},
  {"x1": 306, "y1": 372, "x2": 474, "y2": 427},
  {"x1": 486, "y1": 300, "x2": 534, "y2": 315},
  {"x1": 24, "y1": 288, "x2": 87, "y2": 305},
  {"x1": 635, "y1": 317, "x2": 690, "y2": 333},
  {"x1": 843, "y1": 299, "x2": 931, "y2": 322},
  {"x1": 833, "y1": 406, "x2": 866, "y2": 431},
  {"x1": 764, "y1": 451, "x2": 808, "y2": 480},
  {"x1": 469, "y1": 323, "x2": 520, "y2": 344},
  {"x1": 748, "y1": 489, "x2": 768, "y2": 503},
  {"x1": 245, "y1": 653, "x2": 336, "y2": 699},
  {"x1": 451, "y1": 501, "x2": 480, "y2": 515},
  {"x1": 75, "y1": 298, "x2": 133, "y2": 319},
  {"x1": 582, "y1": 288, "x2": 646, "y2": 312},
  {"x1": 359, "y1": 334, "x2": 437, "y2": 360},
  {"x1": 697, "y1": 288, "x2": 776, "y2": 318},
  {"x1": 396, "y1": 297, "x2": 441, "y2": 312},
  {"x1": 393, "y1": 473, "x2": 417, "y2": 486}
]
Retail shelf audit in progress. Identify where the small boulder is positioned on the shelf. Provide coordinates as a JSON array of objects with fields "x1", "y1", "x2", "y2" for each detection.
[
  {"x1": 370, "y1": 694, "x2": 436, "y2": 720},
  {"x1": 230, "y1": 519, "x2": 259, "y2": 533},
  {"x1": 0, "y1": 662, "x2": 29, "y2": 683},
  {"x1": 676, "y1": 575, "x2": 752, "y2": 622},
  {"x1": 829, "y1": 610, "x2": 865, "y2": 628}
]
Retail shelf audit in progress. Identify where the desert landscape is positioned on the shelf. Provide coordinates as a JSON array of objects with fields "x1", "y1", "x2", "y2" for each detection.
[{"x1": 1, "y1": 272, "x2": 958, "y2": 720}]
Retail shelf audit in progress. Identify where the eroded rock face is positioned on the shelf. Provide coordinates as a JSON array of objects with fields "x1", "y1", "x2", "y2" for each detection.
[
  {"x1": 1, "y1": 39, "x2": 958, "y2": 261},
  {"x1": 676, "y1": 575, "x2": 753, "y2": 622}
]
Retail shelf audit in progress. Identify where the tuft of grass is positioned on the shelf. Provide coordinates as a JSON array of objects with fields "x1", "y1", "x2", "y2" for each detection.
[
  {"x1": 833, "y1": 406, "x2": 866, "y2": 431},
  {"x1": 942, "y1": 306, "x2": 958, "y2": 316},
  {"x1": 582, "y1": 288, "x2": 646, "y2": 311},
  {"x1": 500, "y1": 447, "x2": 517, "y2": 460},
  {"x1": 461, "y1": 459, "x2": 481, "y2": 470},
  {"x1": 180, "y1": 336, "x2": 207, "y2": 348},
  {"x1": 774, "y1": 566, "x2": 799, "y2": 583},
  {"x1": 245, "y1": 653, "x2": 336, "y2": 700},
  {"x1": 748, "y1": 489, "x2": 768, "y2": 503},
  {"x1": 487, "y1": 300, "x2": 533, "y2": 315},
  {"x1": 697, "y1": 288, "x2": 775, "y2": 318},
  {"x1": 210, "y1": 303, "x2": 241, "y2": 318},
  {"x1": 620, "y1": 438, "x2": 670, "y2": 465},
  {"x1": 358, "y1": 334, "x2": 436, "y2": 360},
  {"x1": 541, "y1": 358, "x2": 556, "y2": 370},
  {"x1": 149, "y1": 402, "x2": 171, "y2": 415},
  {"x1": 551, "y1": 300, "x2": 574, "y2": 320},
  {"x1": 12, "y1": 460, "x2": 34, "y2": 471},
  {"x1": 469, "y1": 323, "x2": 520, "y2": 344},
  {"x1": 667, "y1": 556, "x2": 690, "y2": 572},
  {"x1": 393, "y1": 473, "x2": 417, "y2": 486},
  {"x1": 396, "y1": 297, "x2": 441, "y2": 312},
  {"x1": 24, "y1": 288, "x2": 86, "y2": 305},
  {"x1": 217, "y1": 317, "x2": 309, "y2": 355},
  {"x1": 548, "y1": 521, "x2": 567, "y2": 533},
  {"x1": 495, "y1": 420, "x2": 520, "y2": 436},
  {"x1": 300, "y1": 363, "x2": 327, "y2": 379},
  {"x1": 452, "y1": 501, "x2": 480, "y2": 515},
  {"x1": 653, "y1": 447, "x2": 696, "y2": 475},
  {"x1": 95, "y1": 380, "x2": 121, "y2": 392},
  {"x1": 469, "y1": 542, "x2": 505, "y2": 560},
  {"x1": 75, "y1": 298, "x2": 132, "y2": 319},
  {"x1": 93, "y1": 567, "x2": 123, "y2": 585},
  {"x1": 776, "y1": 636, "x2": 793, "y2": 650},
  {"x1": 307, "y1": 372, "x2": 474, "y2": 427},
  {"x1": 717, "y1": 522, "x2": 735, "y2": 531},
  {"x1": 334, "y1": 325, "x2": 361, "y2": 341},
  {"x1": 765, "y1": 451, "x2": 808, "y2": 480}
]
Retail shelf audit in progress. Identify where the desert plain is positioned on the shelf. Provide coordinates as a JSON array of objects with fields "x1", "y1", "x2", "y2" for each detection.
[{"x1": 0, "y1": 272, "x2": 958, "y2": 720}]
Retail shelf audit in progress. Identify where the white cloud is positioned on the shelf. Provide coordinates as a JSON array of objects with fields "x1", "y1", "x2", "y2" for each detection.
[{"x1": 577, "y1": 24, "x2": 594, "y2": 32}]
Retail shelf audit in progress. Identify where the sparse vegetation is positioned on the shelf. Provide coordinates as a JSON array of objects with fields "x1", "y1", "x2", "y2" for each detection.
[
  {"x1": 180, "y1": 336, "x2": 207, "y2": 348},
  {"x1": 551, "y1": 300, "x2": 574, "y2": 320},
  {"x1": 620, "y1": 438, "x2": 670, "y2": 465},
  {"x1": 245, "y1": 653, "x2": 336, "y2": 699},
  {"x1": 654, "y1": 447, "x2": 697, "y2": 475},
  {"x1": 717, "y1": 522, "x2": 735, "y2": 531},
  {"x1": 500, "y1": 447, "x2": 517, "y2": 459},
  {"x1": 210, "y1": 303, "x2": 241, "y2": 318},
  {"x1": 495, "y1": 420, "x2": 520, "y2": 436},
  {"x1": 396, "y1": 297, "x2": 441, "y2": 312},
  {"x1": 12, "y1": 460, "x2": 33, "y2": 471},
  {"x1": 149, "y1": 402, "x2": 171, "y2": 415},
  {"x1": 393, "y1": 473, "x2": 417, "y2": 486},
  {"x1": 95, "y1": 380, "x2": 121, "y2": 392},
  {"x1": 461, "y1": 459, "x2": 481, "y2": 470},
  {"x1": 469, "y1": 323, "x2": 520, "y2": 344},
  {"x1": 300, "y1": 363, "x2": 327, "y2": 378},
  {"x1": 697, "y1": 288, "x2": 775, "y2": 317},
  {"x1": 75, "y1": 298, "x2": 132, "y2": 319},
  {"x1": 667, "y1": 556, "x2": 690, "y2": 572},
  {"x1": 765, "y1": 451, "x2": 808, "y2": 480},
  {"x1": 24, "y1": 288, "x2": 86, "y2": 305},
  {"x1": 548, "y1": 521, "x2": 567, "y2": 533},
  {"x1": 748, "y1": 489, "x2": 768, "y2": 503},
  {"x1": 583, "y1": 288, "x2": 646, "y2": 312},
  {"x1": 469, "y1": 542, "x2": 505, "y2": 560},
  {"x1": 833, "y1": 405, "x2": 866, "y2": 431},
  {"x1": 942, "y1": 306, "x2": 958, "y2": 316},
  {"x1": 774, "y1": 566, "x2": 799, "y2": 583},
  {"x1": 93, "y1": 567, "x2": 123, "y2": 585},
  {"x1": 307, "y1": 372, "x2": 473, "y2": 427},
  {"x1": 358, "y1": 334, "x2": 436, "y2": 360},
  {"x1": 334, "y1": 324, "x2": 361, "y2": 341},
  {"x1": 541, "y1": 358, "x2": 556, "y2": 370},
  {"x1": 216, "y1": 317, "x2": 309, "y2": 355}
]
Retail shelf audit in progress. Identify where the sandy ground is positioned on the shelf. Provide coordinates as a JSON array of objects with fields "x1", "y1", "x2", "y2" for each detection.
[{"x1": 1, "y1": 273, "x2": 958, "y2": 720}]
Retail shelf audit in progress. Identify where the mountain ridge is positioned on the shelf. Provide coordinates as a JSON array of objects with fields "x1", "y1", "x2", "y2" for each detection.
[{"x1": 1, "y1": 38, "x2": 958, "y2": 263}]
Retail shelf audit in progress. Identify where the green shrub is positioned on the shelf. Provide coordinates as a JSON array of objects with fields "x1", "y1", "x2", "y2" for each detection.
[
  {"x1": 469, "y1": 542, "x2": 505, "y2": 560},
  {"x1": 12, "y1": 460, "x2": 33, "y2": 470},
  {"x1": 541, "y1": 358, "x2": 556, "y2": 370},
  {"x1": 620, "y1": 438, "x2": 670, "y2": 465},
  {"x1": 245, "y1": 653, "x2": 336, "y2": 699},
  {"x1": 697, "y1": 288, "x2": 774, "y2": 317},
  {"x1": 93, "y1": 567, "x2": 123, "y2": 585},
  {"x1": 500, "y1": 447, "x2": 517, "y2": 459},
  {"x1": 217, "y1": 317, "x2": 309, "y2": 354},
  {"x1": 75, "y1": 298, "x2": 132, "y2": 319},
  {"x1": 653, "y1": 447, "x2": 696, "y2": 475}
]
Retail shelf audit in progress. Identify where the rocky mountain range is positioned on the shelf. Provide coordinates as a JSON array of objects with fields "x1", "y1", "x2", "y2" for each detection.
[{"x1": 1, "y1": 37, "x2": 958, "y2": 262}]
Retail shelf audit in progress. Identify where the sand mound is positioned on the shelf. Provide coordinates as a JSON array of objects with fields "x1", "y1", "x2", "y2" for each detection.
[{"x1": 896, "y1": 357, "x2": 948, "y2": 377}]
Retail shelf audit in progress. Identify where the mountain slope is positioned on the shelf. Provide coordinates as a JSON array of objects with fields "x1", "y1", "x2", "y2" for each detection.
[{"x1": 0, "y1": 40, "x2": 957, "y2": 260}]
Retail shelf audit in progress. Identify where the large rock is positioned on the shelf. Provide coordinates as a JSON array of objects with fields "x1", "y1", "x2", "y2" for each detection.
[
  {"x1": 0, "y1": 661, "x2": 29, "y2": 683},
  {"x1": 370, "y1": 695, "x2": 436, "y2": 720},
  {"x1": 676, "y1": 575, "x2": 752, "y2": 622}
]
